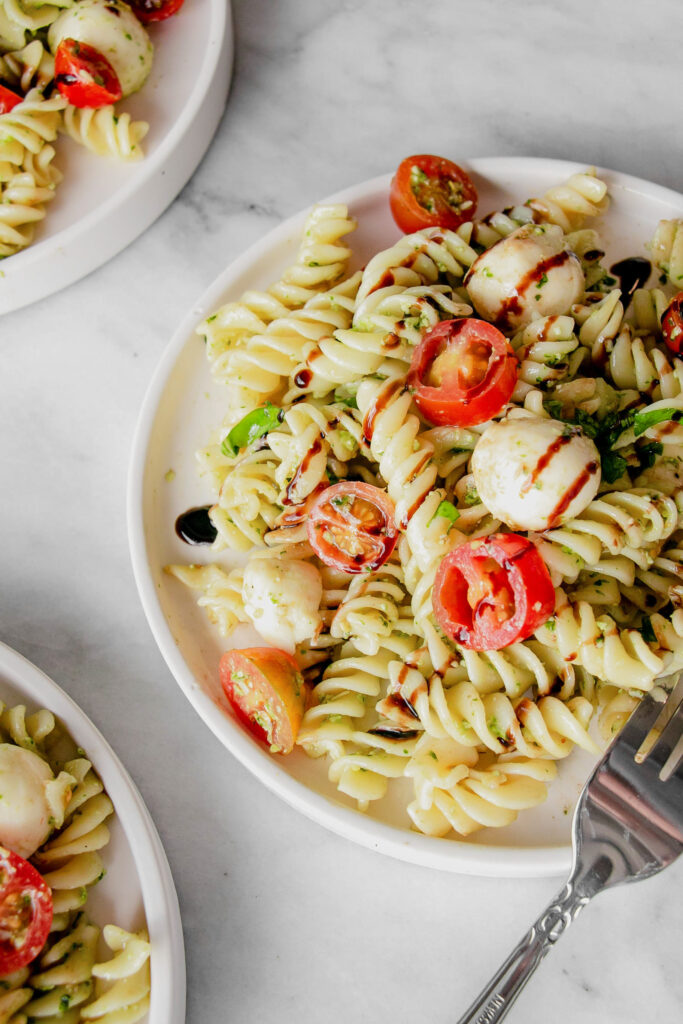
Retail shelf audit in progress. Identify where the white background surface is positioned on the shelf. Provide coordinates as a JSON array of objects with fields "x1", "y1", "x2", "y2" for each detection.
[{"x1": 1, "y1": 2, "x2": 681, "y2": 1022}]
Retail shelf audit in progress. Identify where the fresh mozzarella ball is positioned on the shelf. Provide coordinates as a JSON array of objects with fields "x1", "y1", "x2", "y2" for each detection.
[
  {"x1": 0, "y1": 745, "x2": 71, "y2": 859},
  {"x1": 242, "y1": 557, "x2": 323, "y2": 654},
  {"x1": 465, "y1": 223, "x2": 584, "y2": 330},
  {"x1": 49, "y1": 0, "x2": 153, "y2": 98},
  {"x1": 471, "y1": 415, "x2": 601, "y2": 531}
]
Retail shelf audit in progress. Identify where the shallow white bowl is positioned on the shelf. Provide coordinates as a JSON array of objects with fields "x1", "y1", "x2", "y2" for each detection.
[
  {"x1": 0, "y1": 641, "x2": 185, "y2": 1024},
  {"x1": 0, "y1": 0, "x2": 233, "y2": 314},
  {"x1": 127, "y1": 157, "x2": 683, "y2": 877}
]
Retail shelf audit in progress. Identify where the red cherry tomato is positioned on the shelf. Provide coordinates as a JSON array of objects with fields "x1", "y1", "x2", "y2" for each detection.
[
  {"x1": 432, "y1": 533, "x2": 555, "y2": 651},
  {"x1": 307, "y1": 482, "x2": 398, "y2": 573},
  {"x1": 390, "y1": 154, "x2": 478, "y2": 234},
  {"x1": 121, "y1": 0, "x2": 185, "y2": 22},
  {"x1": 0, "y1": 846, "x2": 53, "y2": 977},
  {"x1": 408, "y1": 318, "x2": 518, "y2": 427},
  {"x1": 0, "y1": 85, "x2": 22, "y2": 115},
  {"x1": 54, "y1": 39, "x2": 122, "y2": 109},
  {"x1": 220, "y1": 648, "x2": 306, "y2": 754},
  {"x1": 663, "y1": 293, "x2": 683, "y2": 354}
]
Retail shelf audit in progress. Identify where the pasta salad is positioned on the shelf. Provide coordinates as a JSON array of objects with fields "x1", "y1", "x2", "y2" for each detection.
[
  {"x1": 0, "y1": 0, "x2": 185, "y2": 259},
  {"x1": 0, "y1": 698, "x2": 151, "y2": 1022},
  {"x1": 168, "y1": 156, "x2": 683, "y2": 842}
]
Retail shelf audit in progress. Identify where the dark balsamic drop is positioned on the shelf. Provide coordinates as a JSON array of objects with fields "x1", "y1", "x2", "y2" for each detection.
[
  {"x1": 175, "y1": 506, "x2": 217, "y2": 545},
  {"x1": 610, "y1": 257, "x2": 651, "y2": 305},
  {"x1": 367, "y1": 726, "x2": 420, "y2": 740}
]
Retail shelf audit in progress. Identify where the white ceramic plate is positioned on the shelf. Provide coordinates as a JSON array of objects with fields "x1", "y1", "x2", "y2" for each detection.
[
  {"x1": 0, "y1": 641, "x2": 185, "y2": 1024},
  {"x1": 0, "y1": 0, "x2": 232, "y2": 314},
  {"x1": 127, "y1": 157, "x2": 683, "y2": 877}
]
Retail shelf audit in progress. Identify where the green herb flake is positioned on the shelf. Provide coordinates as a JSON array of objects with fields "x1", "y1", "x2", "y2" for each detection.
[
  {"x1": 431, "y1": 499, "x2": 460, "y2": 526},
  {"x1": 601, "y1": 450, "x2": 628, "y2": 484},
  {"x1": 333, "y1": 386, "x2": 358, "y2": 409},
  {"x1": 633, "y1": 406, "x2": 681, "y2": 437},
  {"x1": 221, "y1": 402, "x2": 283, "y2": 457}
]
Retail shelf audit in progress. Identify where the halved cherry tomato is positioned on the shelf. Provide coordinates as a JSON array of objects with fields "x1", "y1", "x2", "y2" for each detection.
[
  {"x1": 0, "y1": 846, "x2": 53, "y2": 977},
  {"x1": 121, "y1": 0, "x2": 185, "y2": 22},
  {"x1": 390, "y1": 154, "x2": 478, "y2": 234},
  {"x1": 432, "y1": 533, "x2": 554, "y2": 651},
  {"x1": 663, "y1": 293, "x2": 683, "y2": 354},
  {"x1": 54, "y1": 39, "x2": 122, "y2": 109},
  {"x1": 0, "y1": 85, "x2": 22, "y2": 115},
  {"x1": 307, "y1": 482, "x2": 398, "y2": 573},
  {"x1": 408, "y1": 318, "x2": 517, "y2": 426},
  {"x1": 220, "y1": 648, "x2": 306, "y2": 754}
]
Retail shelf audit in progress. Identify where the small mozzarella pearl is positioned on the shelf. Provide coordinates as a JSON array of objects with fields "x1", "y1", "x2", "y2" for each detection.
[
  {"x1": 465, "y1": 223, "x2": 584, "y2": 330},
  {"x1": 472, "y1": 415, "x2": 601, "y2": 530}
]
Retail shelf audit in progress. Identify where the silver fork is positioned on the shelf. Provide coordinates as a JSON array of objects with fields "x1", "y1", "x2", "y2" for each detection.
[{"x1": 456, "y1": 685, "x2": 683, "y2": 1024}]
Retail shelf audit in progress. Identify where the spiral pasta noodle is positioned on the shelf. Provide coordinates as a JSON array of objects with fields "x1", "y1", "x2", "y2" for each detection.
[
  {"x1": 165, "y1": 562, "x2": 247, "y2": 635},
  {"x1": 526, "y1": 169, "x2": 609, "y2": 233},
  {"x1": 412, "y1": 675, "x2": 599, "y2": 760},
  {"x1": 0, "y1": 39, "x2": 54, "y2": 94},
  {"x1": 511, "y1": 314, "x2": 583, "y2": 388},
  {"x1": 209, "y1": 447, "x2": 282, "y2": 551},
  {"x1": 0, "y1": 89, "x2": 65, "y2": 156},
  {"x1": 651, "y1": 218, "x2": 683, "y2": 285},
  {"x1": 81, "y1": 926, "x2": 151, "y2": 1024},
  {"x1": 198, "y1": 205, "x2": 358, "y2": 375},
  {"x1": 0, "y1": 0, "x2": 72, "y2": 34},
  {"x1": 407, "y1": 756, "x2": 557, "y2": 838},
  {"x1": 209, "y1": 272, "x2": 362, "y2": 408},
  {"x1": 530, "y1": 488, "x2": 679, "y2": 585},
  {"x1": 61, "y1": 104, "x2": 149, "y2": 162},
  {"x1": 472, "y1": 204, "x2": 533, "y2": 248},
  {"x1": 0, "y1": 168, "x2": 60, "y2": 256},
  {"x1": 330, "y1": 558, "x2": 417, "y2": 655},
  {"x1": 355, "y1": 375, "x2": 438, "y2": 530},
  {"x1": 536, "y1": 589, "x2": 667, "y2": 691},
  {"x1": 355, "y1": 225, "x2": 478, "y2": 307}
]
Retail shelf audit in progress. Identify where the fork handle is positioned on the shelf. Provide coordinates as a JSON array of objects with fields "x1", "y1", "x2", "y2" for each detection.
[{"x1": 455, "y1": 882, "x2": 590, "y2": 1024}]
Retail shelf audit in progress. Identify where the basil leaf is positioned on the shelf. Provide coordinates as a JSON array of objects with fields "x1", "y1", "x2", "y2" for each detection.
[
  {"x1": 543, "y1": 401, "x2": 601, "y2": 439},
  {"x1": 221, "y1": 402, "x2": 282, "y2": 457},
  {"x1": 601, "y1": 450, "x2": 628, "y2": 484},
  {"x1": 633, "y1": 406, "x2": 682, "y2": 437},
  {"x1": 333, "y1": 386, "x2": 358, "y2": 409},
  {"x1": 637, "y1": 442, "x2": 663, "y2": 470},
  {"x1": 640, "y1": 616, "x2": 657, "y2": 644},
  {"x1": 435, "y1": 500, "x2": 460, "y2": 524}
]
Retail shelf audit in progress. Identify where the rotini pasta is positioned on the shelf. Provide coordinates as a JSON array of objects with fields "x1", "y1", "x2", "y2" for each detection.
[
  {"x1": 169, "y1": 160, "x2": 683, "y2": 843},
  {"x1": 0, "y1": 700, "x2": 151, "y2": 1017},
  {"x1": 0, "y1": 40, "x2": 54, "y2": 94},
  {"x1": 651, "y1": 218, "x2": 683, "y2": 285},
  {"x1": 61, "y1": 104, "x2": 149, "y2": 162},
  {"x1": 0, "y1": 168, "x2": 60, "y2": 256},
  {"x1": 81, "y1": 926, "x2": 151, "y2": 1024}
]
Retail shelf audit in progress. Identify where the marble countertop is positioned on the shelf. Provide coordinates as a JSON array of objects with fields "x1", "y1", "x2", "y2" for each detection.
[{"x1": 1, "y1": 1, "x2": 682, "y2": 1021}]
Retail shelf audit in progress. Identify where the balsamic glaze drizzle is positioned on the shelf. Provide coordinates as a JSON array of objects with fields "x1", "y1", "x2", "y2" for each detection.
[
  {"x1": 610, "y1": 257, "x2": 651, "y2": 308},
  {"x1": 175, "y1": 506, "x2": 217, "y2": 545}
]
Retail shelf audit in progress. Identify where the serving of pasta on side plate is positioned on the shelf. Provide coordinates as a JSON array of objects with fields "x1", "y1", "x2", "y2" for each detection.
[
  {"x1": 138, "y1": 154, "x2": 683, "y2": 857},
  {"x1": 0, "y1": 0, "x2": 186, "y2": 258},
  {"x1": 0, "y1": 696, "x2": 151, "y2": 1023}
]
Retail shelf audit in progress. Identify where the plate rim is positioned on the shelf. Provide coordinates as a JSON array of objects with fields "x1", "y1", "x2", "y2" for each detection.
[
  {"x1": 0, "y1": 640, "x2": 186, "y2": 1024},
  {"x1": 127, "y1": 156, "x2": 683, "y2": 878}
]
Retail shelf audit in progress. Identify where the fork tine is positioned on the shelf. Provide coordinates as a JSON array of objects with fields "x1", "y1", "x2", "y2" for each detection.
[
  {"x1": 649, "y1": 698, "x2": 683, "y2": 770},
  {"x1": 610, "y1": 692, "x2": 661, "y2": 755}
]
